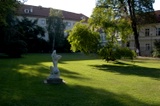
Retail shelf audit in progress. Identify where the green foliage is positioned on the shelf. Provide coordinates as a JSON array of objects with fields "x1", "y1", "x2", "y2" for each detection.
[
  {"x1": 98, "y1": 42, "x2": 117, "y2": 61},
  {"x1": 47, "y1": 8, "x2": 65, "y2": 51},
  {"x1": 15, "y1": 17, "x2": 46, "y2": 53},
  {"x1": 16, "y1": 17, "x2": 45, "y2": 39},
  {"x1": 152, "y1": 40, "x2": 160, "y2": 57},
  {"x1": 0, "y1": 0, "x2": 21, "y2": 53},
  {"x1": 67, "y1": 22, "x2": 100, "y2": 54},
  {"x1": 4, "y1": 40, "x2": 27, "y2": 57},
  {"x1": 0, "y1": 0, "x2": 20, "y2": 25},
  {"x1": 114, "y1": 47, "x2": 136, "y2": 59},
  {"x1": 0, "y1": 1, "x2": 46, "y2": 56},
  {"x1": 98, "y1": 42, "x2": 136, "y2": 61},
  {"x1": 89, "y1": 5, "x2": 132, "y2": 45},
  {"x1": 95, "y1": 0, "x2": 155, "y2": 52}
]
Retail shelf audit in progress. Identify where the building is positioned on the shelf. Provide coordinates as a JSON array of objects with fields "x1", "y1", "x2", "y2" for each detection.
[
  {"x1": 16, "y1": 4, "x2": 88, "y2": 41},
  {"x1": 128, "y1": 10, "x2": 160, "y2": 56}
]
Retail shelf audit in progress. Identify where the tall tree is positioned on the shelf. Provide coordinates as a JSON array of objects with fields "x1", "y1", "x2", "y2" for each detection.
[
  {"x1": 15, "y1": 17, "x2": 45, "y2": 52},
  {"x1": 67, "y1": 22, "x2": 100, "y2": 54},
  {"x1": 16, "y1": 17, "x2": 45, "y2": 40},
  {"x1": 0, "y1": 0, "x2": 20, "y2": 25},
  {"x1": 89, "y1": 4, "x2": 132, "y2": 46},
  {"x1": 0, "y1": 0, "x2": 29, "y2": 56},
  {"x1": 47, "y1": 8, "x2": 65, "y2": 51},
  {"x1": 0, "y1": 0, "x2": 21, "y2": 53},
  {"x1": 95, "y1": 0, "x2": 155, "y2": 55}
]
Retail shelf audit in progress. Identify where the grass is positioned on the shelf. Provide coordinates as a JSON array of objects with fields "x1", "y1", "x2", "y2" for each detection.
[{"x1": 0, "y1": 53, "x2": 160, "y2": 106}]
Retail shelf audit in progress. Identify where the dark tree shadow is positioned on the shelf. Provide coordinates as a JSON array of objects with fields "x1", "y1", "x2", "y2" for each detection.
[
  {"x1": 114, "y1": 61, "x2": 132, "y2": 65},
  {"x1": 0, "y1": 54, "x2": 160, "y2": 106},
  {"x1": 90, "y1": 61, "x2": 160, "y2": 80},
  {"x1": 1, "y1": 80, "x2": 159, "y2": 106},
  {"x1": 60, "y1": 53, "x2": 100, "y2": 61},
  {"x1": 59, "y1": 67, "x2": 90, "y2": 80}
]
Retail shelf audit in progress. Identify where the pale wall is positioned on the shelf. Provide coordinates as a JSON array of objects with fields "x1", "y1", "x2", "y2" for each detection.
[{"x1": 129, "y1": 23, "x2": 160, "y2": 56}]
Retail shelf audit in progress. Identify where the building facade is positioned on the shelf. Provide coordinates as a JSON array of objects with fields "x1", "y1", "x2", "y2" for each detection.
[
  {"x1": 17, "y1": 4, "x2": 88, "y2": 41},
  {"x1": 129, "y1": 10, "x2": 160, "y2": 56}
]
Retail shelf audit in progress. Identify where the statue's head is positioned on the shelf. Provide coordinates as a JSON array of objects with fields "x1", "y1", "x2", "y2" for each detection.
[
  {"x1": 51, "y1": 50, "x2": 56, "y2": 58},
  {"x1": 53, "y1": 50, "x2": 56, "y2": 53}
]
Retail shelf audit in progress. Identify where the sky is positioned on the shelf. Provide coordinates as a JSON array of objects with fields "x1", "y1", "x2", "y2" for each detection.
[{"x1": 25, "y1": 0, "x2": 160, "y2": 17}]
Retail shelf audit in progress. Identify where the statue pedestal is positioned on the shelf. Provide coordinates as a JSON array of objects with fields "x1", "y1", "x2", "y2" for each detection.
[
  {"x1": 46, "y1": 78, "x2": 64, "y2": 84},
  {"x1": 44, "y1": 66, "x2": 65, "y2": 84}
]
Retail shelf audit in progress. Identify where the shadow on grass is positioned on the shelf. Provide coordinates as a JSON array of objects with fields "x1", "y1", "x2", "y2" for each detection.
[
  {"x1": 60, "y1": 67, "x2": 90, "y2": 80},
  {"x1": 0, "y1": 53, "x2": 99, "y2": 65},
  {"x1": 1, "y1": 73, "x2": 159, "y2": 106},
  {"x1": 0, "y1": 55, "x2": 159, "y2": 106},
  {"x1": 90, "y1": 61, "x2": 160, "y2": 80},
  {"x1": 60, "y1": 53, "x2": 100, "y2": 61},
  {"x1": 114, "y1": 61, "x2": 132, "y2": 65}
]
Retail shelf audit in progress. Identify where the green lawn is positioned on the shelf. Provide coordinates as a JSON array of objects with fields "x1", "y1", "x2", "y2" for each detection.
[{"x1": 0, "y1": 53, "x2": 160, "y2": 106}]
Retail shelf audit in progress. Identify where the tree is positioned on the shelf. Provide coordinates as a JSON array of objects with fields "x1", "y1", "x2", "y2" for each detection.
[
  {"x1": 15, "y1": 17, "x2": 45, "y2": 52},
  {"x1": 67, "y1": 22, "x2": 100, "y2": 54},
  {"x1": 47, "y1": 8, "x2": 65, "y2": 51},
  {"x1": 89, "y1": 6, "x2": 132, "y2": 45},
  {"x1": 152, "y1": 40, "x2": 160, "y2": 57},
  {"x1": 95, "y1": 0, "x2": 155, "y2": 55},
  {"x1": 0, "y1": 0, "x2": 20, "y2": 52},
  {"x1": 67, "y1": 21, "x2": 135, "y2": 61},
  {"x1": 0, "y1": 0, "x2": 21, "y2": 25},
  {"x1": 0, "y1": 0, "x2": 29, "y2": 57}
]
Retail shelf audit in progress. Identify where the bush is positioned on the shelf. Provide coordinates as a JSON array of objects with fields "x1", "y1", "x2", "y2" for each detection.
[
  {"x1": 98, "y1": 44, "x2": 136, "y2": 62},
  {"x1": 5, "y1": 40, "x2": 27, "y2": 57},
  {"x1": 153, "y1": 40, "x2": 160, "y2": 57},
  {"x1": 114, "y1": 47, "x2": 136, "y2": 59},
  {"x1": 98, "y1": 42, "x2": 116, "y2": 62},
  {"x1": 27, "y1": 38, "x2": 50, "y2": 53},
  {"x1": 152, "y1": 49, "x2": 160, "y2": 57}
]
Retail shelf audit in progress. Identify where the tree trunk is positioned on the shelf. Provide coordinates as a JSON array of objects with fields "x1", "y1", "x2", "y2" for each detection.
[
  {"x1": 127, "y1": 0, "x2": 141, "y2": 55},
  {"x1": 52, "y1": 34, "x2": 55, "y2": 51}
]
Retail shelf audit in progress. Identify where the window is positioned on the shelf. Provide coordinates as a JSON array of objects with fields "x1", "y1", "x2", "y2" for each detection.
[
  {"x1": 156, "y1": 28, "x2": 160, "y2": 36},
  {"x1": 65, "y1": 22, "x2": 71, "y2": 27},
  {"x1": 41, "y1": 20, "x2": 46, "y2": 25},
  {"x1": 146, "y1": 44, "x2": 150, "y2": 50},
  {"x1": 126, "y1": 42, "x2": 130, "y2": 47},
  {"x1": 24, "y1": 9, "x2": 30, "y2": 13},
  {"x1": 100, "y1": 33, "x2": 106, "y2": 42},
  {"x1": 145, "y1": 29, "x2": 149, "y2": 36},
  {"x1": 81, "y1": 16, "x2": 86, "y2": 20}
]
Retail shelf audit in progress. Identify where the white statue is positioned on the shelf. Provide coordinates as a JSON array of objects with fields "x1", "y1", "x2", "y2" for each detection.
[
  {"x1": 48, "y1": 50, "x2": 62, "y2": 79},
  {"x1": 44, "y1": 50, "x2": 64, "y2": 84}
]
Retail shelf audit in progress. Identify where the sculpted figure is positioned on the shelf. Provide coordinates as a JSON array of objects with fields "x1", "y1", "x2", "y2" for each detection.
[
  {"x1": 48, "y1": 50, "x2": 62, "y2": 79},
  {"x1": 51, "y1": 50, "x2": 62, "y2": 67},
  {"x1": 44, "y1": 50, "x2": 64, "y2": 84}
]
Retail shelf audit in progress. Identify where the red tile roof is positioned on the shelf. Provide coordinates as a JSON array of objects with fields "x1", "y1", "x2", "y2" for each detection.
[
  {"x1": 17, "y1": 4, "x2": 88, "y2": 21},
  {"x1": 17, "y1": 4, "x2": 49, "y2": 18},
  {"x1": 62, "y1": 10, "x2": 88, "y2": 21},
  {"x1": 154, "y1": 10, "x2": 160, "y2": 22}
]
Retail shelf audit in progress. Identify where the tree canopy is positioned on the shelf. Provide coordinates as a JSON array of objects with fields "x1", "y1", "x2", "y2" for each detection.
[
  {"x1": 47, "y1": 8, "x2": 65, "y2": 51},
  {"x1": 89, "y1": 6, "x2": 132, "y2": 44},
  {"x1": 15, "y1": 17, "x2": 46, "y2": 52},
  {"x1": 0, "y1": 0, "x2": 19, "y2": 25},
  {"x1": 67, "y1": 22, "x2": 100, "y2": 54},
  {"x1": 0, "y1": 0, "x2": 21, "y2": 54},
  {"x1": 94, "y1": 0, "x2": 155, "y2": 55}
]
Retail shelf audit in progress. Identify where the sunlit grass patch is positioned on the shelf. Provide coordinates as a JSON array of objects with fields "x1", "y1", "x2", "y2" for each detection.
[{"x1": 0, "y1": 53, "x2": 160, "y2": 106}]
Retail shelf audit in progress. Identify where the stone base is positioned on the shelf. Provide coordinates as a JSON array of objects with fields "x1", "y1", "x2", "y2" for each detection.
[{"x1": 44, "y1": 78, "x2": 64, "y2": 84}]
